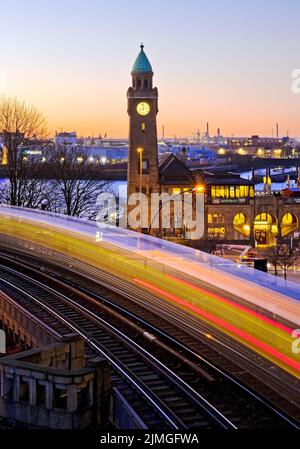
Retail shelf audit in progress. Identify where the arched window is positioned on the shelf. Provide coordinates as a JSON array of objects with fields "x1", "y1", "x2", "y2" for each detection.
[
  {"x1": 233, "y1": 213, "x2": 250, "y2": 237},
  {"x1": 255, "y1": 213, "x2": 277, "y2": 224},
  {"x1": 233, "y1": 213, "x2": 246, "y2": 226},
  {"x1": 281, "y1": 213, "x2": 298, "y2": 237}
]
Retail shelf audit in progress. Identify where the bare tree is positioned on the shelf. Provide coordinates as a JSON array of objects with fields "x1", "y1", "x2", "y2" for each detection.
[
  {"x1": 262, "y1": 245, "x2": 281, "y2": 276},
  {"x1": 189, "y1": 238, "x2": 218, "y2": 254},
  {"x1": 278, "y1": 244, "x2": 298, "y2": 280},
  {"x1": 46, "y1": 145, "x2": 111, "y2": 218},
  {"x1": 0, "y1": 97, "x2": 47, "y2": 206}
]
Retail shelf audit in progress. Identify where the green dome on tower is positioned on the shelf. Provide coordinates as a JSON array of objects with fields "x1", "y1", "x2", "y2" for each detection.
[{"x1": 132, "y1": 44, "x2": 153, "y2": 73}]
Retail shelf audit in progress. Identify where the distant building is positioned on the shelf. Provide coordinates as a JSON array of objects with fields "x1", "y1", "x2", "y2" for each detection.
[
  {"x1": 228, "y1": 135, "x2": 283, "y2": 149},
  {"x1": 87, "y1": 146, "x2": 128, "y2": 163},
  {"x1": 158, "y1": 144, "x2": 216, "y2": 164},
  {"x1": 126, "y1": 45, "x2": 300, "y2": 246},
  {"x1": 55, "y1": 132, "x2": 78, "y2": 147},
  {"x1": 227, "y1": 135, "x2": 284, "y2": 158}
]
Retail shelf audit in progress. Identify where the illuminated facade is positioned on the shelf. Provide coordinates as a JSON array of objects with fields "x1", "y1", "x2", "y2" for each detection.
[
  {"x1": 197, "y1": 173, "x2": 255, "y2": 242},
  {"x1": 126, "y1": 47, "x2": 300, "y2": 245},
  {"x1": 191, "y1": 172, "x2": 300, "y2": 246}
]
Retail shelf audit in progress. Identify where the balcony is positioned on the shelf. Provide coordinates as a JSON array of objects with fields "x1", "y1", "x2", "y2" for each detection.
[{"x1": 206, "y1": 196, "x2": 251, "y2": 205}]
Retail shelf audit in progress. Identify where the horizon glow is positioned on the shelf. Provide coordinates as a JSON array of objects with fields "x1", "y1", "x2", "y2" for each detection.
[{"x1": 1, "y1": 0, "x2": 300, "y2": 138}]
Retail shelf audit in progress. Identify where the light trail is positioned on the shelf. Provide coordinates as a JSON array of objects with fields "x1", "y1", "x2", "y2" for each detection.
[
  {"x1": 166, "y1": 274, "x2": 293, "y2": 335},
  {"x1": 132, "y1": 278, "x2": 300, "y2": 376},
  {"x1": 0, "y1": 206, "x2": 300, "y2": 378}
]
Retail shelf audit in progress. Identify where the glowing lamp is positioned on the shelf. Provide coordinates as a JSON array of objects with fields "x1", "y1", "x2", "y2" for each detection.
[{"x1": 195, "y1": 185, "x2": 205, "y2": 193}]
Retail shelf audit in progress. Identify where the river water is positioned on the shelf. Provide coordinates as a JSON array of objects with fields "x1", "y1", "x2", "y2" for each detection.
[
  {"x1": 0, "y1": 176, "x2": 293, "y2": 194},
  {"x1": 240, "y1": 171, "x2": 295, "y2": 191}
]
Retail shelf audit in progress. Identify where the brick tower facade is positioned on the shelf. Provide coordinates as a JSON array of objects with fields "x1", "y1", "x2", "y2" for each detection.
[{"x1": 127, "y1": 44, "x2": 160, "y2": 230}]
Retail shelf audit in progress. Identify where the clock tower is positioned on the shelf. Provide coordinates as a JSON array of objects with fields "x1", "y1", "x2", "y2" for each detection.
[{"x1": 127, "y1": 44, "x2": 160, "y2": 230}]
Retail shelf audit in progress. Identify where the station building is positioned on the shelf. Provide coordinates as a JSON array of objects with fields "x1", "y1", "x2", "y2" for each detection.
[{"x1": 126, "y1": 45, "x2": 300, "y2": 247}]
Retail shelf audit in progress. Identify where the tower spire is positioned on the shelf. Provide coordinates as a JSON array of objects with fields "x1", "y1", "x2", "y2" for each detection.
[{"x1": 132, "y1": 44, "x2": 153, "y2": 73}]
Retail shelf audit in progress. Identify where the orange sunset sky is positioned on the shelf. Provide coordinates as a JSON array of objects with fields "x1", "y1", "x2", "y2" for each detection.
[{"x1": 1, "y1": 0, "x2": 300, "y2": 138}]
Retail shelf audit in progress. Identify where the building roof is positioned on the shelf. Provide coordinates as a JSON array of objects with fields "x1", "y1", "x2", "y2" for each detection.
[
  {"x1": 283, "y1": 187, "x2": 300, "y2": 192},
  {"x1": 158, "y1": 152, "x2": 194, "y2": 185},
  {"x1": 132, "y1": 44, "x2": 153, "y2": 73},
  {"x1": 281, "y1": 187, "x2": 300, "y2": 197},
  {"x1": 205, "y1": 177, "x2": 254, "y2": 186},
  {"x1": 201, "y1": 172, "x2": 254, "y2": 186}
]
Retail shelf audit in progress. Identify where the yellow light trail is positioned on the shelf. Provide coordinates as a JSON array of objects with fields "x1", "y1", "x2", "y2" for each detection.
[{"x1": 0, "y1": 215, "x2": 299, "y2": 378}]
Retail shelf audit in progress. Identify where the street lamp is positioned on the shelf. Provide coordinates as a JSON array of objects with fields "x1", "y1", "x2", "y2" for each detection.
[
  {"x1": 147, "y1": 184, "x2": 206, "y2": 235},
  {"x1": 137, "y1": 147, "x2": 144, "y2": 233},
  {"x1": 137, "y1": 147, "x2": 143, "y2": 196},
  {"x1": 195, "y1": 184, "x2": 205, "y2": 193}
]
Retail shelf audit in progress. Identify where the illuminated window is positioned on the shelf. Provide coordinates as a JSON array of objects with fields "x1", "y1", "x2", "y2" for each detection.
[
  {"x1": 138, "y1": 158, "x2": 150, "y2": 174},
  {"x1": 281, "y1": 213, "x2": 298, "y2": 237},
  {"x1": 172, "y1": 188, "x2": 181, "y2": 195},
  {"x1": 233, "y1": 213, "x2": 250, "y2": 237},
  {"x1": 216, "y1": 186, "x2": 222, "y2": 197},
  {"x1": 141, "y1": 122, "x2": 146, "y2": 132},
  {"x1": 208, "y1": 213, "x2": 224, "y2": 224},
  {"x1": 212, "y1": 213, "x2": 218, "y2": 223},
  {"x1": 282, "y1": 213, "x2": 294, "y2": 225},
  {"x1": 208, "y1": 226, "x2": 225, "y2": 239},
  {"x1": 255, "y1": 213, "x2": 277, "y2": 224}
]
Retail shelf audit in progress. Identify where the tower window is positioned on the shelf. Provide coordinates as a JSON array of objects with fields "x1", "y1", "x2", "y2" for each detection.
[
  {"x1": 141, "y1": 122, "x2": 146, "y2": 132},
  {"x1": 144, "y1": 79, "x2": 148, "y2": 88},
  {"x1": 138, "y1": 158, "x2": 150, "y2": 174},
  {"x1": 137, "y1": 79, "x2": 142, "y2": 88}
]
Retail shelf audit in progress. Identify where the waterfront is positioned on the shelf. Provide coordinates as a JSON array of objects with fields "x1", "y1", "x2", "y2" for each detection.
[
  {"x1": 0, "y1": 175, "x2": 293, "y2": 195},
  {"x1": 241, "y1": 170, "x2": 294, "y2": 191}
]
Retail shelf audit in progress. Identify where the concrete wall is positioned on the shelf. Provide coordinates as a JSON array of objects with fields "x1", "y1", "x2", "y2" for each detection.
[{"x1": 0, "y1": 336, "x2": 111, "y2": 429}]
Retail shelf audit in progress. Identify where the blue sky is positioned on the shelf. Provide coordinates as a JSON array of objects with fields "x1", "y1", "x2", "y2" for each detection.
[{"x1": 1, "y1": 0, "x2": 300, "y2": 137}]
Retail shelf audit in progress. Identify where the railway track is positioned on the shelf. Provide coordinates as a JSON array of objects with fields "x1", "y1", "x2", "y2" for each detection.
[
  {"x1": 0, "y1": 251, "x2": 299, "y2": 429},
  {"x1": 0, "y1": 262, "x2": 238, "y2": 430}
]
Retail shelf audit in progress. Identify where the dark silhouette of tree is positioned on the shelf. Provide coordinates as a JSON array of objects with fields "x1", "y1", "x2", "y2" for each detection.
[
  {"x1": 262, "y1": 245, "x2": 281, "y2": 276},
  {"x1": 46, "y1": 145, "x2": 111, "y2": 218},
  {"x1": 278, "y1": 244, "x2": 298, "y2": 280},
  {"x1": 189, "y1": 238, "x2": 218, "y2": 254},
  {"x1": 0, "y1": 97, "x2": 47, "y2": 206}
]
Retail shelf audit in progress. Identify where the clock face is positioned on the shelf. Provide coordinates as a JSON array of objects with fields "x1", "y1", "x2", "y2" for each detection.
[{"x1": 137, "y1": 101, "x2": 150, "y2": 116}]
